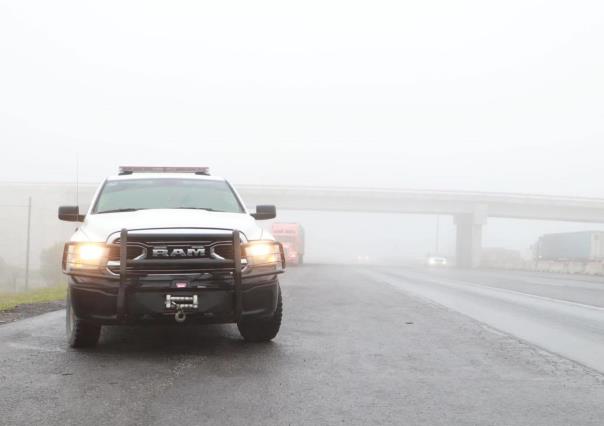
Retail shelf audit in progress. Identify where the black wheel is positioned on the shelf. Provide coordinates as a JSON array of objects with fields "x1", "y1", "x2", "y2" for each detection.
[
  {"x1": 237, "y1": 288, "x2": 282, "y2": 342},
  {"x1": 66, "y1": 293, "x2": 101, "y2": 348}
]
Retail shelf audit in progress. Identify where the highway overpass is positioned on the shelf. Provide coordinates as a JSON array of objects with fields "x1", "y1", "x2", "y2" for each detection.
[
  {"x1": 3, "y1": 182, "x2": 604, "y2": 269},
  {"x1": 238, "y1": 185, "x2": 604, "y2": 268}
]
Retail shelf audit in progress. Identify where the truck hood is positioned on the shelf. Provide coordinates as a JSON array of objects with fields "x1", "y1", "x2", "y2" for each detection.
[{"x1": 73, "y1": 209, "x2": 267, "y2": 242}]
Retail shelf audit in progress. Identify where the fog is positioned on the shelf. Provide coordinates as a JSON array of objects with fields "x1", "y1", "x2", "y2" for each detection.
[
  {"x1": 1, "y1": 1, "x2": 604, "y2": 289},
  {"x1": 4, "y1": 4, "x2": 604, "y2": 420}
]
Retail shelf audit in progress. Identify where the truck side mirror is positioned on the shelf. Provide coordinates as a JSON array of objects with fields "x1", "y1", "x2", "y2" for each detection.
[
  {"x1": 58, "y1": 206, "x2": 85, "y2": 222},
  {"x1": 251, "y1": 205, "x2": 276, "y2": 220}
]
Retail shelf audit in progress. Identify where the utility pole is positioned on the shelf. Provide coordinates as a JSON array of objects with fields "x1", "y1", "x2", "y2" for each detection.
[
  {"x1": 75, "y1": 153, "x2": 79, "y2": 207},
  {"x1": 24, "y1": 196, "x2": 32, "y2": 291},
  {"x1": 435, "y1": 215, "x2": 440, "y2": 255}
]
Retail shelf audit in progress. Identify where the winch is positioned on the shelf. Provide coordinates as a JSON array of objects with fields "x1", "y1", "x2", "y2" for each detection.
[{"x1": 165, "y1": 295, "x2": 199, "y2": 323}]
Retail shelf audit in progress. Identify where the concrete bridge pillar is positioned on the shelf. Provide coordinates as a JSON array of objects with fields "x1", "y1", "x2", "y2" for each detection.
[{"x1": 455, "y1": 206, "x2": 487, "y2": 268}]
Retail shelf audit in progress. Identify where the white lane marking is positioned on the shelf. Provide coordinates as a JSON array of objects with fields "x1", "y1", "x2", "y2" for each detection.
[
  {"x1": 366, "y1": 268, "x2": 604, "y2": 373},
  {"x1": 377, "y1": 269, "x2": 604, "y2": 327},
  {"x1": 449, "y1": 269, "x2": 604, "y2": 290},
  {"x1": 388, "y1": 269, "x2": 604, "y2": 312}
]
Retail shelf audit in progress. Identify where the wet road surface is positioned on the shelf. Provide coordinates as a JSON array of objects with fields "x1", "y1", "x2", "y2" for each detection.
[
  {"x1": 1, "y1": 265, "x2": 603, "y2": 425},
  {"x1": 370, "y1": 266, "x2": 604, "y2": 373}
]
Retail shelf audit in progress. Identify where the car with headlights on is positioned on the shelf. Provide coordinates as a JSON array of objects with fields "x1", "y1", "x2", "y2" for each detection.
[
  {"x1": 59, "y1": 166, "x2": 285, "y2": 347},
  {"x1": 425, "y1": 254, "x2": 448, "y2": 267}
]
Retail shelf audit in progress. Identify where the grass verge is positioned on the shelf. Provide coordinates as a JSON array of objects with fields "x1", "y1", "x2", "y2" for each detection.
[{"x1": 0, "y1": 285, "x2": 67, "y2": 311}]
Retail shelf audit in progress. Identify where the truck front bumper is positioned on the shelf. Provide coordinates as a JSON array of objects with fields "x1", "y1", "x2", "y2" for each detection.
[
  {"x1": 69, "y1": 275, "x2": 280, "y2": 325},
  {"x1": 66, "y1": 228, "x2": 284, "y2": 325}
]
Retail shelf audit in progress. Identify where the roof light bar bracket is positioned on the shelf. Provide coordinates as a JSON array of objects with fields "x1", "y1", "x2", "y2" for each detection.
[{"x1": 118, "y1": 166, "x2": 210, "y2": 176}]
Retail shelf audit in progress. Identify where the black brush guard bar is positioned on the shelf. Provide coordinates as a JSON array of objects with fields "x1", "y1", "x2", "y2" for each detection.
[{"x1": 109, "y1": 228, "x2": 285, "y2": 321}]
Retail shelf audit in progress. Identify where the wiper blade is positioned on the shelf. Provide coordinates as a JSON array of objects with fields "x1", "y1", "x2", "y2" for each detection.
[
  {"x1": 175, "y1": 207, "x2": 224, "y2": 212},
  {"x1": 96, "y1": 208, "x2": 145, "y2": 214}
]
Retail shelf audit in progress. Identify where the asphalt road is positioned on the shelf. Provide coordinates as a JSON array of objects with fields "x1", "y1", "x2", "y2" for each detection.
[
  {"x1": 1, "y1": 265, "x2": 604, "y2": 426},
  {"x1": 370, "y1": 266, "x2": 604, "y2": 373}
]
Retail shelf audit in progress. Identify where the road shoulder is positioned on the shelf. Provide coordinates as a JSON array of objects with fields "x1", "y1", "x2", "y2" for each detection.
[{"x1": 0, "y1": 300, "x2": 65, "y2": 325}]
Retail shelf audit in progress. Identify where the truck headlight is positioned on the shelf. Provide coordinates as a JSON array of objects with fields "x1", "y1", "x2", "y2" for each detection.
[
  {"x1": 63, "y1": 243, "x2": 109, "y2": 272},
  {"x1": 243, "y1": 241, "x2": 284, "y2": 267},
  {"x1": 78, "y1": 244, "x2": 107, "y2": 262}
]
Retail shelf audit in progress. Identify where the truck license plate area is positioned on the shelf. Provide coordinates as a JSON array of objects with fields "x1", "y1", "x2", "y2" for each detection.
[{"x1": 165, "y1": 295, "x2": 199, "y2": 311}]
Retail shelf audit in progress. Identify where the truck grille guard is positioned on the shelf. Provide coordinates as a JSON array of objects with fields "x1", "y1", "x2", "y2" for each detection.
[{"x1": 68, "y1": 228, "x2": 285, "y2": 323}]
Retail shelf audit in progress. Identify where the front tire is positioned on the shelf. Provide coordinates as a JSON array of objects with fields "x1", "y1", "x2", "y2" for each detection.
[
  {"x1": 237, "y1": 289, "x2": 282, "y2": 342},
  {"x1": 66, "y1": 293, "x2": 101, "y2": 348}
]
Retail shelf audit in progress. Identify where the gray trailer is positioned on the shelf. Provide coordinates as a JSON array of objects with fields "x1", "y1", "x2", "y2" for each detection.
[{"x1": 536, "y1": 231, "x2": 604, "y2": 261}]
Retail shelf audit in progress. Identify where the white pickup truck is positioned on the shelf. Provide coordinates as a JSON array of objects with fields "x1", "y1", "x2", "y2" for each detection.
[{"x1": 59, "y1": 166, "x2": 285, "y2": 347}]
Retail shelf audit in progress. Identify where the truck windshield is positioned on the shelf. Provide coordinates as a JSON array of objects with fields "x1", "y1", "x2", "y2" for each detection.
[{"x1": 93, "y1": 178, "x2": 244, "y2": 214}]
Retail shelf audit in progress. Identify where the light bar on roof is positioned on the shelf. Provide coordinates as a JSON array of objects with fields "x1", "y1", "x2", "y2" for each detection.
[{"x1": 118, "y1": 166, "x2": 210, "y2": 175}]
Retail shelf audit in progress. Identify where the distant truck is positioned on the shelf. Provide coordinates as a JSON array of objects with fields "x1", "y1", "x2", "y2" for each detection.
[
  {"x1": 271, "y1": 223, "x2": 305, "y2": 265},
  {"x1": 535, "y1": 231, "x2": 604, "y2": 261}
]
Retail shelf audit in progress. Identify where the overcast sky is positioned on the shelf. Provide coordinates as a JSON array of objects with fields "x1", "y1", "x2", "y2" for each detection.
[{"x1": 1, "y1": 1, "x2": 603, "y2": 196}]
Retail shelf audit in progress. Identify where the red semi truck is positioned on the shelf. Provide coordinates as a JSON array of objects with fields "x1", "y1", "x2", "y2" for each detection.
[{"x1": 271, "y1": 223, "x2": 305, "y2": 265}]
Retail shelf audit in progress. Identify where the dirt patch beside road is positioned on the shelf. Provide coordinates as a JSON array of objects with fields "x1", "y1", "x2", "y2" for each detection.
[{"x1": 0, "y1": 300, "x2": 65, "y2": 325}]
